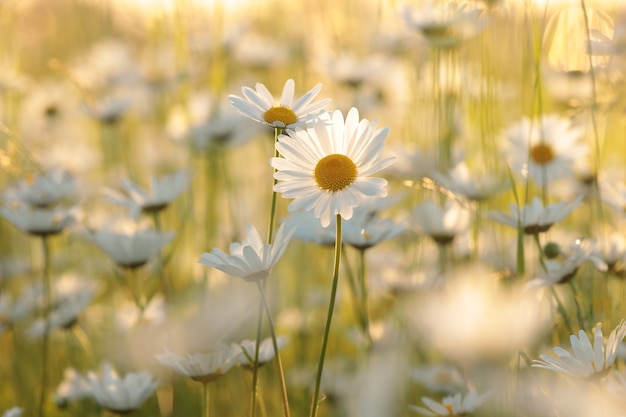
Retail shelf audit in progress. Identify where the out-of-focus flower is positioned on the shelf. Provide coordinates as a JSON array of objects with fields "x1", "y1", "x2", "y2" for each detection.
[
  {"x1": 319, "y1": 53, "x2": 389, "y2": 90},
  {"x1": 342, "y1": 196, "x2": 406, "y2": 250},
  {"x1": 406, "y1": 266, "x2": 551, "y2": 362},
  {"x1": 410, "y1": 390, "x2": 492, "y2": 416},
  {"x1": 26, "y1": 274, "x2": 96, "y2": 340},
  {"x1": 155, "y1": 343, "x2": 241, "y2": 382},
  {"x1": 0, "y1": 285, "x2": 42, "y2": 335},
  {"x1": 527, "y1": 239, "x2": 607, "y2": 287},
  {"x1": 502, "y1": 114, "x2": 588, "y2": 186},
  {"x1": 103, "y1": 170, "x2": 192, "y2": 219},
  {"x1": 3, "y1": 169, "x2": 78, "y2": 208},
  {"x1": 82, "y1": 94, "x2": 133, "y2": 125},
  {"x1": 0, "y1": 203, "x2": 77, "y2": 237},
  {"x1": 486, "y1": 195, "x2": 582, "y2": 235},
  {"x1": 402, "y1": 1, "x2": 486, "y2": 48},
  {"x1": 271, "y1": 108, "x2": 395, "y2": 227},
  {"x1": 228, "y1": 78, "x2": 330, "y2": 129},
  {"x1": 236, "y1": 336, "x2": 287, "y2": 369},
  {"x1": 54, "y1": 367, "x2": 92, "y2": 407},
  {"x1": 409, "y1": 365, "x2": 465, "y2": 394},
  {"x1": 230, "y1": 31, "x2": 291, "y2": 70},
  {"x1": 532, "y1": 320, "x2": 626, "y2": 379},
  {"x1": 198, "y1": 223, "x2": 295, "y2": 282},
  {"x1": 410, "y1": 199, "x2": 471, "y2": 245},
  {"x1": 430, "y1": 161, "x2": 507, "y2": 202},
  {"x1": 1, "y1": 408, "x2": 23, "y2": 417},
  {"x1": 115, "y1": 294, "x2": 165, "y2": 331},
  {"x1": 282, "y1": 210, "x2": 336, "y2": 246},
  {"x1": 87, "y1": 362, "x2": 158, "y2": 414},
  {"x1": 87, "y1": 226, "x2": 175, "y2": 269},
  {"x1": 166, "y1": 95, "x2": 260, "y2": 150}
]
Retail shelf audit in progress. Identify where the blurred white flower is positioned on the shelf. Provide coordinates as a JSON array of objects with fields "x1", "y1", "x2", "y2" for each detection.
[
  {"x1": 1, "y1": 408, "x2": 22, "y2": 417},
  {"x1": 502, "y1": 114, "x2": 588, "y2": 186},
  {"x1": 402, "y1": 1, "x2": 486, "y2": 48},
  {"x1": 235, "y1": 336, "x2": 287, "y2": 369},
  {"x1": 486, "y1": 195, "x2": 582, "y2": 235},
  {"x1": 0, "y1": 203, "x2": 77, "y2": 237},
  {"x1": 198, "y1": 223, "x2": 295, "y2": 282},
  {"x1": 228, "y1": 78, "x2": 330, "y2": 129},
  {"x1": 533, "y1": 320, "x2": 626, "y2": 379},
  {"x1": 406, "y1": 266, "x2": 551, "y2": 362},
  {"x1": 54, "y1": 367, "x2": 92, "y2": 407},
  {"x1": 87, "y1": 362, "x2": 158, "y2": 414},
  {"x1": 527, "y1": 239, "x2": 607, "y2": 287},
  {"x1": 103, "y1": 170, "x2": 192, "y2": 218},
  {"x1": 87, "y1": 226, "x2": 174, "y2": 268},
  {"x1": 430, "y1": 161, "x2": 507, "y2": 202},
  {"x1": 411, "y1": 199, "x2": 471, "y2": 245},
  {"x1": 3, "y1": 169, "x2": 78, "y2": 208},
  {"x1": 410, "y1": 390, "x2": 492, "y2": 416},
  {"x1": 155, "y1": 343, "x2": 241, "y2": 382},
  {"x1": 409, "y1": 364, "x2": 465, "y2": 394}
]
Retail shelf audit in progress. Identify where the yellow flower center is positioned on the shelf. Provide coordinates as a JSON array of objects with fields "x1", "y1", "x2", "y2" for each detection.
[
  {"x1": 444, "y1": 403, "x2": 455, "y2": 414},
  {"x1": 531, "y1": 143, "x2": 555, "y2": 164},
  {"x1": 314, "y1": 154, "x2": 358, "y2": 192},
  {"x1": 263, "y1": 105, "x2": 297, "y2": 126}
]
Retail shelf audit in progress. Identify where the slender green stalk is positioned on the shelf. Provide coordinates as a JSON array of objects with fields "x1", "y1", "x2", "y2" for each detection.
[
  {"x1": 250, "y1": 126, "x2": 283, "y2": 417},
  {"x1": 256, "y1": 280, "x2": 291, "y2": 417},
  {"x1": 342, "y1": 246, "x2": 368, "y2": 340},
  {"x1": 357, "y1": 248, "x2": 372, "y2": 350},
  {"x1": 202, "y1": 382, "x2": 210, "y2": 417},
  {"x1": 38, "y1": 235, "x2": 51, "y2": 417},
  {"x1": 151, "y1": 211, "x2": 170, "y2": 302},
  {"x1": 309, "y1": 215, "x2": 342, "y2": 417}
]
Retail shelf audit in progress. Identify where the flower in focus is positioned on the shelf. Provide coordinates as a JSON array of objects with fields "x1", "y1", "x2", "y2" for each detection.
[
  {"x1": 3, "y1": 169, "x2": 78, "y2": 208},
  {"x1": 0, "y1": 203, "x2": 77, "y2": 237},
  {"x1": 87, "y1": 362, "x2": 158, "y2": 414},
  {"x1": 236, "y1": 336, "x2": 288, "y2": 369},
  {"x1": 87, "y1": 226, "x2": 175, "y2": 269},
  {"x1": 271, "y1": 108, "x2": 395, "y2": 227},
  {"x1": 402, "y1": 1, "x2": 486, "y2": 49},
  {"x1": 103, "y1": 169, "x2": 192, "y2": 219},
  {"x1": 532, "y1": 320, "x2": 626, "y2": 379},
  {"x1": 486, "y1": 196, "x2": 582, "y2": 235},
  {"x1": 410, "y1": 390, "x2": 492, "y2": 416},
  {"x1": 410, "y1": 199, "x2": 471, "y2": 245},
  {"x1": 155, "y1": 343, "x2": 241, "y2": 383},
  {"x1": 502, "y1": 114, "x2": 587, "y2": 186},
  {"x1": 198, "y1": 223, "x2": 295, "y2": 282},
  {"x1": 228, "y1": 78, "x2": 330, "y2": 129}
]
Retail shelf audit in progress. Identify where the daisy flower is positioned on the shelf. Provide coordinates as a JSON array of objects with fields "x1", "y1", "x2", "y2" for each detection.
[
  {"x1": 409, "y1": 390, "x2": 492, "y2": 416},
  {"x1": 198, "y1": 223, "x2": 295, "y2": 282},
  {"x1": 87, "y1": 227, "x2": 175, "y2": 269},
  {"x1": 228, "y1": 78, "x2": 330, "y2": 129},
  {"x1": 103, "y1": 170, "x2": 193, "y2": 219},
  {"x1": 502, "y1": 114, "x2": 588, "y2": 186},
  {"x1": 155, "y1": 343, "x2": 242, "y2": 383},
  {"x1": 486, "y1": 195, "x2": 582, "y2": 235},
  {"x1": 410, "y1": 199, "x2": 470, "y2": 245},
  {"x1": 236, "y1": 336, "x2": 288, "y2": 369},
  {"x1": 3, "y1": 169, "x2": 78, "y2": 208},
  {"x1": 0, "y1": 203, "x2": 77, "y2": 237},
  {"x1": 87, "y1": 362, "x2": 158, "y2": 414},
  {"x1": 271, "y1": 107, "x2": 395, "y2": 228},
  {"x1": 532, "y1": 320, "x2": 626, "y2": 379},
  {"x1": 2, "y1": 408, "x2": 23, "y2": 417},
  {"x1": 402, "y1": 1, "x2": 486, "y2": 49},
  {"x1": 526, "y1": 239, "x2": 607, "y2": 287}
]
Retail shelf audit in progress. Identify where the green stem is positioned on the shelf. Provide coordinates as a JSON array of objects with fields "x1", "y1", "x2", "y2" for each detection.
[
  {"x1": 256, "y1": 280, "x2": 290, "y2": 417},
  {"x1": 202, "y1": 382, "x2": 210, "y2": 417},
  {"x1": 342, "y1": 247, "x2": 368, "y2": 342},
  {"x1": 249, "y1": 294, "x2": 263, "y2": 417},
  {"x1": 309, "y1": 215, "x2": 342, "y2": 417},
  {"x1": 569, "y1": 281, "x2": 586, "y2": 331},
  {"x1": 38, "y1": 235, "x2": 51, "y2": 417},
  {"x1": 152, "y1": 211, "x2": 169, "y2": 302},
  {"x1": 357, "y1": 248, "x2": 372, "y2": 350}
]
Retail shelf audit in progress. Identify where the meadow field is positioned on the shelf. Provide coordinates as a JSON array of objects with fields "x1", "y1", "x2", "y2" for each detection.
[{"x1": 2, "y1": 0, "x2": 626, "y2": 416}]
